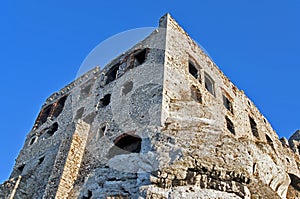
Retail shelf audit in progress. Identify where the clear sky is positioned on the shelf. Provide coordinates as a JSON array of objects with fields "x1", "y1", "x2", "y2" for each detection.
[{"x1": 0, "y1": 1, "x2": 299, "y2": 183}]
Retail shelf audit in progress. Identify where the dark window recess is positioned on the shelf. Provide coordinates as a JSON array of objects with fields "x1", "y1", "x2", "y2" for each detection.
[
  {"x1": 114, "y1": 133, "x2": 142, "y2": 153},
  {"x1": 82, "y1": 190, "x2": 93, "y2": 199},
  {"x1": 29, "y1": 136, "x2": 37, "y2": 146},
  {"x1": 52, "y1": 95, "x2": 68, "y2": 118},
  {"x1": 288, "y1": 173, "x2": 300, "y2": 191},
  {"x1": 46, "y1": 122, "x2": 58, "y2": 138},
  {"x1": 18, "y1": 164, "x2": 25, "y2": 173},
  {"x1": 223, "y1": 95, "x2": 233, "y2": 114},
  {"x1": 266, "y1": 134, "x2": 273, "y2": 145},
  {"x1": 226, "y1": 116, "x2": 235, "y2": 135},
  {"x1": 205, "y1": 73, "x2": 215, "y2": 96},
  {"x1": 249, "y1": 116, "x2": 259, "y2": 138},
  {"x1": 38, "y1": 156, "x2": 45, "y2": 165},
  {"x1": 189, "y1": 62, "x2": 198, "y2": 80},
  {"x1": 134, "y1": 49, "x2": 147, "y2": 67},
  {"x1": 98, "y1": 94, "x2": 111, "y2": 108},
  {"x1": 99, "y1": 125, "x2": 107, "y2": 137},
  {"x1": 191, "y1": 85, "x2": 202, "y2": 103},
  {"x1": 105, "y1": 64, "x2": 119, "y2": 85},
  {"x1": 37, "y1": 105, "x2": 52, "y2": 126}
]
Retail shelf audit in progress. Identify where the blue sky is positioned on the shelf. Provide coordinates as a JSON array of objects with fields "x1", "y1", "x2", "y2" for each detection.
[{"x1": 0, "y1": 1, "x2": 299, "y2": 183}]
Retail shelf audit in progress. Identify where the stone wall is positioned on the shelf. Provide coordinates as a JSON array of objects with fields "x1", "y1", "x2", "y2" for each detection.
[{"x1": 1, "y1": 13, "x2": 299, "y2": 199}]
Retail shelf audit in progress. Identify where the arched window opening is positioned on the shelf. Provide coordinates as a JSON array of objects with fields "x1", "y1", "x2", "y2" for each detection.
[
  {"x1": 134, "y1": 49, "x2": 147, "y2": 67},
  {"x1": 37, "y1": 105, "x2": 52, "y2": 126},
  {"x1": 114, "y1": 133, "x2": 142, "y2": 153},
  {"x1": 52, "y1": 95, "x2": 68, "y2": 118}
]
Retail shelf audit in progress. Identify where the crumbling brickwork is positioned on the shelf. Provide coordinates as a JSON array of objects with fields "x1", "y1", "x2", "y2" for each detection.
[{"x1": 1, "y1": 14, "x2": 299, "y2": 199}]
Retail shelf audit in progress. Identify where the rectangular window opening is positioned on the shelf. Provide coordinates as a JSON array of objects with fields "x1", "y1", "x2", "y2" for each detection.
[
  {"x1": 205, "y1": 73, "x2": 215, "y2": 96},
  {"x1": 223, "y1": 95, "x2": 233, "y2": 114},
  {"x1": 189, "y1": 61, "x2": 198, "y2": 80},
  {"x1": 249, "y1": 116, "x2": 259, "y2": 138},
  {"x1": 226, "y1": 116, "x2": 235, "y2": 135},
  {"x1": 134, "y1": 49, "x2": 147, "y2": 66},
  {"x1": 105, "y1": 64, "x2": 119, "y2": 85}
]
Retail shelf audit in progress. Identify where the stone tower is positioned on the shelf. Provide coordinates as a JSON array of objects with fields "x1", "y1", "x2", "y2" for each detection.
[{"x1": 1, "y1": 14, "x2": 300, "y2": 199}]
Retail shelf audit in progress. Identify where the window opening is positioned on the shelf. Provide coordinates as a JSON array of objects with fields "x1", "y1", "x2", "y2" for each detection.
[
  {"x1": 37, "y1": 105, "x2": 52, "y2": 126},
  {"x1": 18, "y1": 164, "x2": 25, "y2": 173},
  {"x1": 249, "y1": 116, "x2": 259, "y2": 138},
  {"x1": 52, "y1": 95, "x2": 68, "y2": 118},
  {"x1": 223, "y1": 95, "x2": 233, "y2": 113},
  {"x1": 205, "y1": 73, "x2": 215, "y2": 96},
  {"x1": 189, "y1": 61, "x2": 198, "y2": 80},
  {"x1": 114, "y1": 133, "x2": 142, "y2": 153},
  {"x1": 38, "y1": 156, "x2": 45, "y2": 165},
  {"x1": 98, "y1": 94, "x2": 111, "y2": 108},
  {"x1": 105, "y1": 64, "x2": 119, "y2": 85},
  {"x1": 266, "y1": 134, "x2": 273, "y2": 145},
  {"x1": 46, "y1": 122, "x2": 58, "y2": 138},
  {"x1": 29, "y1": 136, "x2": 37, "y2": 146},
  {"x1": 226, "y1": 116, "x2": 235, "y2": 135},
  {"x1": 134, "y1": 49, "x2": 147, "y2": 66}
]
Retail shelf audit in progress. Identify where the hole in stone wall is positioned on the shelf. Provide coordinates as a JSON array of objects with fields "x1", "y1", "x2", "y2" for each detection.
[
  {"x1": 98, "y1": 125, "x2": 107, "y2": 138},
  {"x1": 134, "y1": 49, "x2": 147, "y2": 67},
  {"x1": 225, "y1": 116, "x2": 235, "y2": 135},
  {"x1": 114, "y1": 133, "x2": 142, "y2": 153},
  {"x1": 191, "y1": 85, "x2": 202, "y2": 103},
  {"x1": 18, "y1": 164, "x2": 25, "y2": 173},
  {"x1": 38, "y1": 156, "x2": 45, "y2": 165},
  {"x1": 223, "y1": 95, "x2": 233, "y2": 114},
  {"x1": 29, "y1": 136, "x2": 37, "y2": 146},
  {"x1": 288, "y1": 173, "x2": 300, "y2": 191},
  {"x1": 82, "y1": 190, "x2": 93, "y2": 199},
  {"x1": 105, "y1": 64, "x2": 119, "y2": 85},
  {"x1": 36, "y1": 105, "x2": 52, "y2": 126},
  {"x1": 253, "y1": 163, "x2": 257, "y2": 173},
  {"x1": 108, "y1": 133, "x2": 142, "y2": 158},
  {"x1": 249, "y1": 116, "x2": 259, "y2": 138},
  {"x1": 189, "y1": 61, "x2": 198, "y2": 80},
  {"x1": 204, "y1": 73, "x2": 215, "y2": 96},
  {"x1": 46, "y1": 122, "x2": 58, "y2": 138},
  {"x1": 52, "y1": 95, "x2": 68, "y2": 118},
  {"x1": 297, "y1": 145, "x2": 300, "y2": 154},
  {"x1": 98, "y1": 94, "x2": 111, "y2": 108},
  {"x1": 266, "y1": 134, "x2": 273, "y2": 145}
]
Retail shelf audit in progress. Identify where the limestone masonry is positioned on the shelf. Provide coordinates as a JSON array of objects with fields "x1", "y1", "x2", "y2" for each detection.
[{"x1": 1, "y1": 14, "x2": 300, "y2": 199}]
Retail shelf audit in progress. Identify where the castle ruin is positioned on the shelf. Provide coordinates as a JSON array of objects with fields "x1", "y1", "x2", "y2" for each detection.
[{"x1": 1, "y1": 14, "x2": 300, "y2": 199}]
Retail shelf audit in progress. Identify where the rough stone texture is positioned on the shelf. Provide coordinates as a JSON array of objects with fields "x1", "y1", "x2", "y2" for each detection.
[{"x1": 1, "y1": 14, "x2": 300, "y2": 199}]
